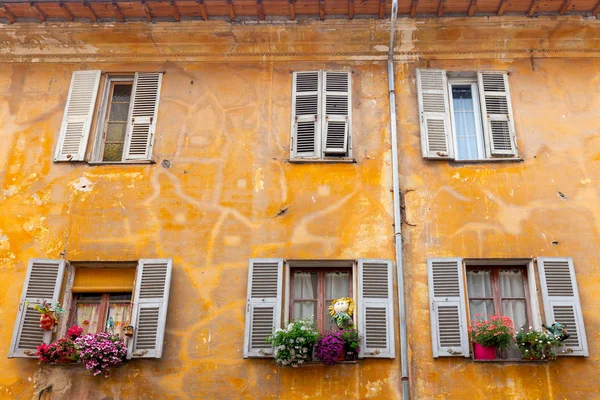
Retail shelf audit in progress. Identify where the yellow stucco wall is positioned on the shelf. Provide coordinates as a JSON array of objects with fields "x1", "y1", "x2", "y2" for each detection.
[{"x1": 0, "y1": 16, "x2": 598, "y2": 399}]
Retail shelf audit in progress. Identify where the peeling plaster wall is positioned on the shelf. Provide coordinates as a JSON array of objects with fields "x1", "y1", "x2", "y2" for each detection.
[{"x1": 0, "y1": 16, "x2": 598, "y2": 400}]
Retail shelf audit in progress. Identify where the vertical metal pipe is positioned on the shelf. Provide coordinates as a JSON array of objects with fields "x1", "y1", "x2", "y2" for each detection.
[{"x1": 387, "y1": 0, "x2": 410, "y2": 398}]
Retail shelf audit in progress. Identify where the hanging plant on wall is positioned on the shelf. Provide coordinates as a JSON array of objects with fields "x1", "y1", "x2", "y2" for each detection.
[{"x1": 29, "y1": 300, "x2": 66, "y2": 331}]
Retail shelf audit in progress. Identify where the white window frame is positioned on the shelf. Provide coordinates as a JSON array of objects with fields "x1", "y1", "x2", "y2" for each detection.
[{"x1": 447, "y1": 78, "x2": 486, "y2": 161}]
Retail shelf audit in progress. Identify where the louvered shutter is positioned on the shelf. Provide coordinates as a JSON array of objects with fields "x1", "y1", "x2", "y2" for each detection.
[
  {"x1": 427, "y1": 258, "x2": 469, "y2": 358},
  {"x1": 127, "y1": 259, "x2": 172, "y2": 359},
  {"x1": 477, "y1": 71, "x2": 518, "y2": 157},
  {"x1": 54, "y1": 70, "x2": 101, "y2": 162},
  {"x1": 123, "y1": 72, "x2": 163, "y2": 161},
  {"x1": 416, "y1": 69, "x2": 454, "y2": 159},
  {"x1": 323, "y1": 71, "x2": 351, "y2": 155},
  {"x1": 358, "y1": 259, "x2": 395, "y2": 359},
  {"x1": 243, "y1": 258, "x2": 283, "y2": 358},
  {"x1": 538, "y1": 257, "x2": 588, "y2": 356},
  {"x1": 291, "y1": 71, "x2": 321, "y2": 158},
  {"x1": 9, "y1": 259, "x2": 65, "y2": 358}
]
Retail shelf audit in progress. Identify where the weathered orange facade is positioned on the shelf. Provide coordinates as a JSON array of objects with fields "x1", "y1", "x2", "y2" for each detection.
[{"x1": 0, "y1": 15, "x2": 599, "y2": 399}]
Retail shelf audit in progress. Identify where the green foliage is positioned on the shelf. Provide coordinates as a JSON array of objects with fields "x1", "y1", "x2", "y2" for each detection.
[
  {"x1": 265, "y1": 318, "x2": 319, "y2": 367},
  {"x1": 515, "y1": 329, "x2": 563, "y2": 360},
  {"x1": 341, "y1": 328, "x2": 361, "y2": 352},
  {"x1": 468, "y1": 315, "x2": 515, "y2": 351}
]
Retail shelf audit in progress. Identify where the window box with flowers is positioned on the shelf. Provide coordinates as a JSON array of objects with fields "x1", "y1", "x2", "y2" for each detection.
[{"x1": 469, "y1": 315, "x2": 516, "y2": 360}]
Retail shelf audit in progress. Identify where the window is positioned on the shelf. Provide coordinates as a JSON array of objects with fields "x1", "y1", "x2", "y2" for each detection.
[
  {"x1": 416, "y1": 69, "x2": 518, "y2": 161},
  {"x1": 243, "y1": 259, "x2": 395, "y2": 359},
  {"x1": 290, "y1": 268, "x2": 352, "y2": 332},
  {"x1": 53, "y1": 71, "x2": 163, "y2": 163},
  {"x1": 72, "y1": 293, "x2": 132, "y2": 337},
  {"x1": 427, "y1": 257, "x2": 589, "y2": 359},
  {"x1": 290, "y1": 71, "x2": 352, "y2": 160}
]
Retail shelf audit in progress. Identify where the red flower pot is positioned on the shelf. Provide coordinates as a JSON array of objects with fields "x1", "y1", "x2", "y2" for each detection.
[
  {"x1": 39, "y1": 314, "x2": 55, "y2": 331},
  {"x1": 473, "y1": 343, "x2": 496, "y2": 360}
]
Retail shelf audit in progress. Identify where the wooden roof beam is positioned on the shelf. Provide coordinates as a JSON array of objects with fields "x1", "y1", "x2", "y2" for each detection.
[
  {"x1": 141, "y1": 1, "x2": 152, "y2": 22},
  {"x1": 527, "y1": 0, "x2": 539, "y2": 16},
  {"x1": 410, "y1": 0, "x2": 418, "y2": 17},
  {"x1": 592, "y1": 0, "x2": 600, "y2": 16},
  {"x1": 497, "y1": 0, "x2": 508, "y2": 16},
  {"x1": 111, "y1": 1, "x2": 124, "y2": 22},
  {"x1": 467, "y1": 0, "x2": 477, "y2": 16},
  {"x1": 30, "y1": 2, "x2": 46, "y2": 22},
  {"x1": 59, "y1": 1, "x2": 73, "y2": 20},
  {"x1": 437, "y1": 0, "x2": 444, "y2": 16},
  {"x1": 256, "y1": 0, "x2": 264, "y2": 20},
  {"x1": 227, "y1": 0, "x2": 235, "y2": 21},
  {"x1": 170, "y1": 0, "x2": 180, "y2": 21},
  {"x1": 196, "y1": 0, "x2": 208, "y2": 20},
  {"x1": 82, "y1": 1, "x2": 97, "y2": 22},
  {"x1": 319, "y1": 0, "x2": 325, "y2": 20},
  {"x1": 0, "y1": 4, "x2": 16, "y2": 23},
  {"x1": 559, "y1": 0, "x2": 573, "y2": 14},
  {"x1": 379, "y1": 0, "x2": 385, "y2": 18},
  {"x1": 288, "y1": 0, "x2": 295, "y2": 20}
]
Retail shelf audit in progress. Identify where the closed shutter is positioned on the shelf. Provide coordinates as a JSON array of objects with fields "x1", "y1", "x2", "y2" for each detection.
[
  {"x1": 323, "y1": 71, "x2": 351, "y2": 155},
  {"x1": 291, "y1": 71, "x2": 321, "y2": 158},
  {"x1": 127, "y1": 259, "x2": 172, "y2": 359},
  {"x1": 427, "y1": 258, "x2": 469, "y2": 358},
  {"x1": 54, "y1": 70, "x2": 101, "y2": 162},
  {"x1": 123, "y1": 72, "x2": 163, "y2": 161},
  {"x1": 416, "y1": 69, "x2": 454, "y2": 159},
  {"x1": 9, "y1": 259, "x2": 66, "y2": 358},
  {"x1": 477, "y1": 71, "x2": 518, "y2": 157},
  {"x1": 358, "y1": 259, "x2": 395, "y2": 359},
  {"x1": 243, "y1": 258, "x2": 283, "y2": 358},
  {"x1": 538, "y1": 257, "x2": 588, "y2": 356}
]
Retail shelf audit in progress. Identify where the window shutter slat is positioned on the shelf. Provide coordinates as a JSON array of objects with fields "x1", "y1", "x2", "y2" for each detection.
[
  {"x1": 416, "y1": 69, "x2": 453, "y2": 159},
  {"x1": 323, "y1": 71, "x2": 351, "y2": 155},
  {"x1": 358, "y1": 259, "x2": 395, "y2": 359},
  {"x1": 124, "y1": 72, "x2": 163, "y2": 161},
  {"x1": 127, "y1": 258, "x2": 172, "y2": 359},
  {"x1": 477, "y1": 71, "x2": 518, "y2": 157},
  {"x1": 427, "y1": 258, "x2": 469, "y2": 358},
  {"x1": 243, "y1": 258, "x2": 283, "y2": 358},
  {"x1": 291, "y1": 71, "x2": 320, "y2": 158},
  {"x1": 9, "y1": 259, "x2": 65, "y2": 358},
  {"x1": 54, "y1": 70, "x2": 101, "y2": 162},
  {"x1": 538, "y1": 257, "x2": 588, "y2": 356}
]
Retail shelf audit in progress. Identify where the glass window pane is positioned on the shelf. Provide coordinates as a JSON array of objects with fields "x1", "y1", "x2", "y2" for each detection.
[
  {"x1": 102, "y1": 143, "x2": 125, "y2": 162},
  {"x1": 112, "y1": 84, "x2": 132, "y2": 103},
  {"x1": 325, "y1": 272, "x2": 349, "y2": 299},
  {"x1": 105, "y1": 123, "x2": 127, "y2": 142},
  {"x1": 109, "y1": 293, "x2": 132, "y2": 302},
  {"x1": 469, "y1": 299, "x2": 495, "y2": 320},
  {"x1": 500, "y1": 270, "x2": 525, "y2": 298},
  {"x1": 452, "y1": 85, "x2": 481, "y2": 160},
  {"x1": 106, "y1": 302, "x2": 132, "y2": 337},
  {"x1": 502, "y1": 299, "x2": 528, "y2": 358},
  {"x1": 467, "y1": 270, "x2": 492, "y2": 298},
  {"x1": 76, "y1": 302, "x2": 101, "y2": 335},
  {"x1": 293, "y1": 272, "x2": 317, "y2": 300},
  {"x1": 109, "y1": 102, "x2": 130, "y2": 122},
  {"x1": 293, "y1": 301, "x2": 316, "y2": 324}
]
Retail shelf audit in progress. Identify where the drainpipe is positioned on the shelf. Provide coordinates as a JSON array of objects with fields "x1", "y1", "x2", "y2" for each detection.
[{"x1": 387, "y1": 1, "x2": 410, "y2": 399}]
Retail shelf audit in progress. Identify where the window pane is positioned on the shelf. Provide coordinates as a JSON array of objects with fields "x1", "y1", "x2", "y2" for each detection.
[
  {"x1": 469, "y1": 299, "x2": 495, "y2": 320},
  {"x1": 502, "y1": 299, "x2": 528, "y2": 358},
  {"x1": 500, "y1": 269, "x2": 525, "y2": 298},
  {"x1": 293, "y1": 301, "x2": 316, "y2": 324},
  {"x1": 109, "y1": 293, "x2": 132, "y2": 302},
  {"x1": 76, "y1": 302, "x2": 101, "y2": 335},
  {"x1": 106, "y1": 302, "x2": 132, "y2": 337},
  {"x1": 452, "y1": 85, "x2": 480, "y2": 160},
  {"x1": 102, "y1": 143, "x2": 125, "y2": 162},
  {"x1": 325, "y1": 272, "x2": 349, "y2": 299},
  {"x1": 109, "y1": 102, "x2": 130, "y2": 121},
  {"x1": 105, "y1": 123, "x2": 127, "y2": 142},
  {"x1": 467, "y1": 270, "x2": 492, "y2": 298},
  {"x1": 112, "y1": 84, "x2": 132, "y2": 103},
  {"x1": 293, "y1": 272, "x2": 317, "y2": 300}
]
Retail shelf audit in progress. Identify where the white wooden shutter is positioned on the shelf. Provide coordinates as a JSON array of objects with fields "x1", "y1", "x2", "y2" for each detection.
[
  {"x1": 477, "y1": 71, "x2": 518, "y2": 157},
  {"x1": 323, "y1": 71, "x2": 351, "y2": 155},
  {"x1": 123, "y1": 72, "x2": 163, "y2": 161},
  {"x1": 243, "y1": 258, "x2": 283, "y2": 358},
  {"x1": 427, "y1": 258, "x2": 469, "y2": 358},
  {"x1": 54, "y1": 70, "x2": 101, "y2": 162},
  {"x1": 127, "y1": 258, "x2": 172, "y2": 359},
  {"x1": 9, "y1": 259, "x2": 65, "y2": 358},
  {"x1": 358, "y1": 259, "x2": 395, "y2": 359},
  {"x1": 538, "y1": 257, "x2": 588, "y2": 356},
  {"x1": 416, "y1": 69, "x2": 454, "y2": 159},
  {"x1": 291, "y1": 71, "x2": 321, "y2": 158}
]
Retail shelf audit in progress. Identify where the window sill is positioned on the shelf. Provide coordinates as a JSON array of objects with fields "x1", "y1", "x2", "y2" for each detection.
[
  {"x1": 287, "y1": 158, "x2": 356, "y2": 164},
  {"x1": 292, "y1": 360, "x2": 359, "y2": 367},
  {"x1": 86, "y1": 160, "x2": 156, "y2": 166},
  {"x1": 472, "y1": 358, "x2": 548, "y2": 364},
  {"x1": 450, "y1": 158, "x2": 524, "y2": 165}
]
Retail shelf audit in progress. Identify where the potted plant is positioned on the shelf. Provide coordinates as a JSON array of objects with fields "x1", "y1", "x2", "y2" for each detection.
[
  {"x1": 315, "y1": 330, "x2": 345, "y2": 365},
  {"x1": 74, "y1": 331, "x2": 127, "y2": 377},
  {"x1": 468, "y1": 315, "x2": 515, "y2": 360},
  {"x1": 30, "y1": 300, "x2": 66, "y2": 331},
  {"x1": 515, "y1": 325, "x2": 566, "y2": 360},
  {"x1": 264, "y1": 318, "x2": 319, "y2": 367},
  {"x1": 341, "y1": 328, "x2": 361, "y2": 361},
  {"x1": 37, "y1": 325, "x2": 84, "y2": 363}
]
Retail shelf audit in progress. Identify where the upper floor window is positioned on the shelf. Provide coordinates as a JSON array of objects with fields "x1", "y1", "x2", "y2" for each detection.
[
  {"x1": 416, "y1": 69, "x2": 518, "y2": 161},
  {"x1": 290, "y1": 71, "x2": 352, "y2": 161},
  {"x1": 53, "y1": 71, "x2": 163, "y2": 164}
]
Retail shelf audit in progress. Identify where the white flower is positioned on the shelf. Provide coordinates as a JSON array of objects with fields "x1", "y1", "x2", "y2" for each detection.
[{"x1": 529, "y1": 326, "x2": 532, "y2": 330}]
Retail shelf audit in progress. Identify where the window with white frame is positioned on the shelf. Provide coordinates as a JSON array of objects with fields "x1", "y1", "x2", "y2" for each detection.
[
  {"x1": 243, "y1": 259, "x2": 395, "y2": 360},
  {"x1": 290, "y1": 71, "x2": 352, "y2": 160},
  {"x1": 53, "y1": 71, "x2": 163, "y2": 163},
  {"x1": 416, "y1": 69, "x2": 518, "y2": 161},
  {"x1": 427, "y1": 257, "x2": 588, "y2": 360}
]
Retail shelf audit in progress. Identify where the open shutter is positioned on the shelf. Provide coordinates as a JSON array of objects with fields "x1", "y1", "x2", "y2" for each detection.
[
  {"x1": 127, "y1": 259, "x2": 172, "y2": 359},
  {"x1": 323, "y1": 71, "x2": 351, "y2": 155},
  {"x1": 427, "y1": 258, "x2": 469, "y2": 358},
  {"x1": 54, "y1": 70, "x2": 101, "y2": 162},
  {"x1": 9, "y1": 259, "x2": 65, "y2": 358},
  {"x1": 538, "y1": 257, "x2": 588, "y2": 356},
  {"x1": 358, "y1": 259, "x2": 395, "y2": 359},
  {"x1": 477, "y1": 71, "x2": 518, "y2": 157},
  {"x1": 243, "y1": 258, "x2": 283, "y2": 358},
  {"x1": 416, "y1": 69, "x2": 453, "y2": 159},
  {"x1": 123, "y1": 72, "x2": 163, "y2": 161},
  {"x1": 291, "y1": 71, "x2": 320, "y2": 158}
]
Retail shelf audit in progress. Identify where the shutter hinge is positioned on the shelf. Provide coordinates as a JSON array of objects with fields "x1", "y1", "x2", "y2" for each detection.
[{"x1": 446, "y1": 349, "x2": 462, "y2": 355}]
